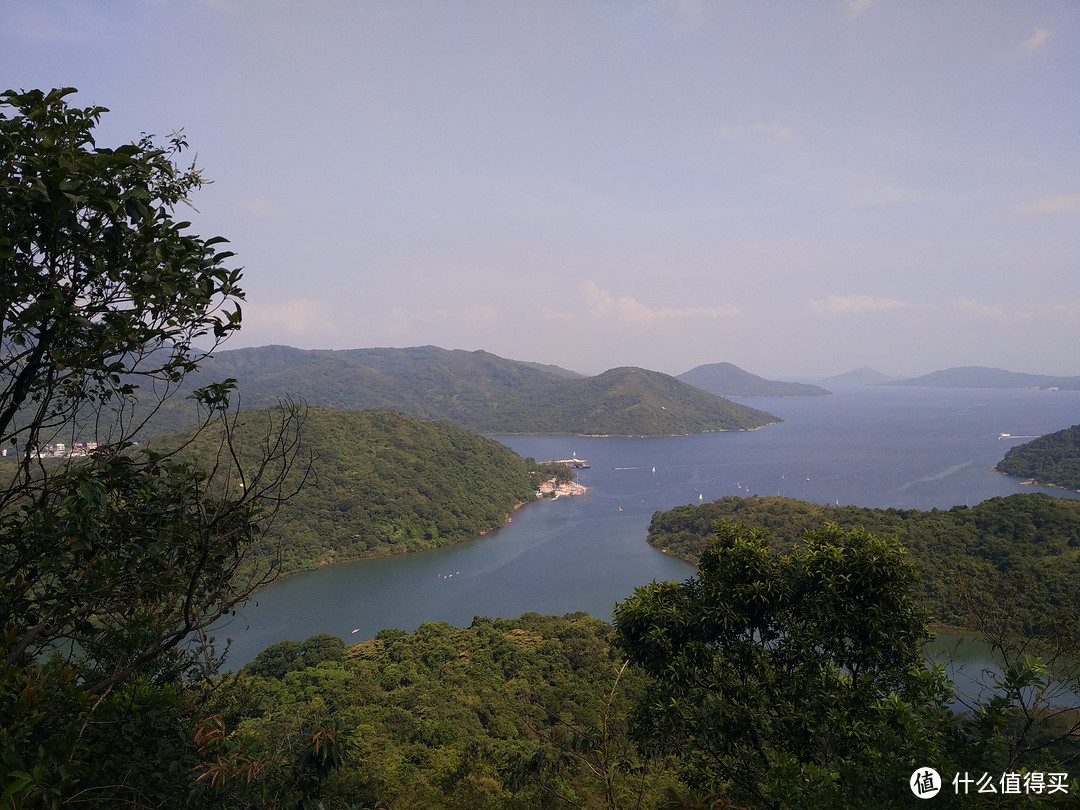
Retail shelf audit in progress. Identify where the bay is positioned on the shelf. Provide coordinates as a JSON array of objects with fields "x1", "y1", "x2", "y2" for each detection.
[{"x1": 217, "y1": 385, "x2": 1080, "y2": 668}]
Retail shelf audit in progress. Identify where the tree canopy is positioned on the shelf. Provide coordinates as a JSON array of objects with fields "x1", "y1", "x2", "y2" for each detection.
[
  {"x1": 614, "y1": 522, "x2": 958, "y2": 808},
  {"x1": 0, "y1": 87, "x2": 310, "y2": 807},
  {"x1": 996, "y1": 424, "x2": 1080, "y2": 492}
]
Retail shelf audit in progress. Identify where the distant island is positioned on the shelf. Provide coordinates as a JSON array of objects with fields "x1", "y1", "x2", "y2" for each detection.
[
  {"x1": 820, "y1": 367, "x2": 898, "y2": 386},
  {"x1": 885, "y1": 366, "x2": 1080, "y2": 390},
  {"x1": 677, "y1": 362, "x2": 831, "y2": 397},
  {"x1": 149, "y1": 345, "x2": 780, "y2": 438},
  {"x1": 995, "y1": 424, "x2": 1080, "y2": 492}
]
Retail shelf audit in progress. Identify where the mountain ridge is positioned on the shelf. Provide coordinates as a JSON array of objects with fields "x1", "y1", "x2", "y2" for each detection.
[
  {"x1": 677, "y1": 362, "x2": 831, "y2": 397},
  {"x1": 152, "y1": 345, "x2": 779, "y2": 437}
]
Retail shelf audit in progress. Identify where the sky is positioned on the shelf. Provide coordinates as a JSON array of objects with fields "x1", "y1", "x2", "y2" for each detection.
[{"x1": 3, "y1": 1, "x2": 1079, "y2": 379}]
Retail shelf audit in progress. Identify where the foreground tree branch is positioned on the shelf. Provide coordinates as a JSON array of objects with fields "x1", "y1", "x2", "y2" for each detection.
[{"x1": 0, "y1": 87, "x2": 312, "y2": 806}]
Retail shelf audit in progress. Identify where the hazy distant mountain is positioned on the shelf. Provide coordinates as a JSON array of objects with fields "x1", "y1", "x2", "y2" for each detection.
[
  {"x1": 820, "y1": 367, "x2": 897, "y2": 386},
  {"x1": 885, "y1": 366, "x2": 1080, "y2": 390},
  {"x1": 677, "y1": 362, "x2": 831, "y2": 397},
  {"x1": 152, "y1": 345, "x2": 779, "y2": 437}
]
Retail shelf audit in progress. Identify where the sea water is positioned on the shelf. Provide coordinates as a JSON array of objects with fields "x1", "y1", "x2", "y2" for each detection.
[{"x1": 217, "y1": 385, "x2": 1080, "y2": 668}]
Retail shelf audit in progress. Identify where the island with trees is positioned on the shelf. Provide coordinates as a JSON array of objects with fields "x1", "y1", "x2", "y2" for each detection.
[
  {"x1": 885, "y1": 366, "x2": 1080, "y2": 390},
  {"x1": 996, "y1": 424, "x2": 1080, "y2": 492}
]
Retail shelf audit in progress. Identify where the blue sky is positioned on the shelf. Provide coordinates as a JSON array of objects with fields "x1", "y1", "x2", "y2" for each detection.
[{"x1": 3, "y1": 1, "x2": 1078, "y2": 378}]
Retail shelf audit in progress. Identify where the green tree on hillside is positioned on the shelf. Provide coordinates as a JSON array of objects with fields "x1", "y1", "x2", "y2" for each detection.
[
  {"x1": 0, "y1": 87, "x2": 313, "y2": 806},
  {"x1": 613, "y1": 522, "x2": 962, "y2": 809}
]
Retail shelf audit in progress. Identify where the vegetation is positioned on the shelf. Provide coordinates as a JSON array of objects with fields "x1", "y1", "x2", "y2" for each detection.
[
  {"x1": 7, "y1": 85, "x2": 1079, "y2": 809},
  {"x1": 615, "y1": 523, "x2": 958, "y2": 808},
  {"x1": 0, "y1": 87, "x2": 319, "y2": 808},
  {"x1": 645, "y1": 493, "x2": 1080, "y2": 630},
  {"x1": 154, "y1": 406, "x2": 546, "y2": 575},
  {"x1": 220, "y1": 613, "x2": 683, "y2": 809},
  {"x1": 643, "y1": 495, "x2": 1080, "y2": 799},
  {"x1": 677, "y1": 362, "x2": 831, "y2": 397},
  {"x1": 997, "y1": 424, "x2": 1080, "y2": 492},
  {"x1": 145, "y1": 345, "x2": 781, "y2": 438}
]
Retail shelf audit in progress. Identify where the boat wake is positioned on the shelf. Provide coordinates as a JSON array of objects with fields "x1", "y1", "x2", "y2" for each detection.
[{"x1": 898, "y1": 461, "x2": 974, "y2": 491}]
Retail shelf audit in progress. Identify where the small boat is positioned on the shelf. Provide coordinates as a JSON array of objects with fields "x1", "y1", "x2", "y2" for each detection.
[{"x1": 351, "y1": 628, "x2": 360, "y2": 634}]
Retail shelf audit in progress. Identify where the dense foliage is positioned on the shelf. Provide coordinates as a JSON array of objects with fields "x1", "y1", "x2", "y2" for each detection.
[
  {"x1": 147, "y1": 345, "x2": 780, "y2": 438},
  {"x1": 0, "y1": 88, "x2": 312, "y2": 808},
  {"x1": 643, "y1": 494, "x2": 1080, "y2": 797},
  {"x1": 226, "y1": 613, "x2": 682, "y2": 809},
  {"x1": 997, "y1": 424, "x2": 1080, "y2": 492},
  {"x1": 615, "y1": 523, "x2": 958, "y2": 808},
  {"x1": 155, "y1": 407, "x2": 545, "y2": 575},
  {"x1": 646, "y1": 493, "x2": 1080, "y2": 630}
]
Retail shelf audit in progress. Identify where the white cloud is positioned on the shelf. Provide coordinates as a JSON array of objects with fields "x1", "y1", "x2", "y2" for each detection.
[
  {"x1": 955, "y1": 298, "x2": 1009, "y2": 322},
  {"x1": 1023, "y1": 27, "x2": 1050, "y2": 51},
  {"x1": 666, "y1": 0, "x2": 705, "y2": 33},
  {"x1": 1014, "y1": 193, "x2": 1080, "y2": 216},
  {"x1": 808, "y1": 294, "x2": 911, "y2": 315},
  {"x1": 845, "y1": 0, "x2": 872, "y2": 19},
  {"x1": 534, "y1": 303, "x2": 575, "y2": 322},
  {"x1": 580, "y1": 281, "x2": 739, "y2": 324},
  {"x1": 386, "y1": 306, "x2": 412, "y2": 338},
  {"x1": 243, "y1": 298, "x2": 337, "y2": 337}
]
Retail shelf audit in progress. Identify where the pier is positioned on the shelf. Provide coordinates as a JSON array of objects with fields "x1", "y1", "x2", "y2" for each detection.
[{"x1": 546, "y1": 458, "x2": 590, "y2": 469}]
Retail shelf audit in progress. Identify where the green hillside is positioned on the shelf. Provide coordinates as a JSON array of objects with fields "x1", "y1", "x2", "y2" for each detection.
[
  {"x1": 147, "y1": 345, "x2": 779, "y2": 437},
  {"x1": 997, "y1": 424, "x2": 1080, "y2": 491},
  {"x1": 645, "y1": 493, "x2": 1080, "y2": 629},
  {"x1": 678, "y1": 361, "x2": 831, "y2": 397},
  {"x1": 154, "y1": 407, "x2": 544, "y2": 575},
  {"x1": 227, "y1": 613, "x2": 682, "y2": 809}
]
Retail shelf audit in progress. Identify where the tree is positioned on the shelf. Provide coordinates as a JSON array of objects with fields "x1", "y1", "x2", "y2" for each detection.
[
  {"x1": 0, "y1": 87, "x2": 311, "y2": 806},
  {"x1": 613, "y1": 521, "x2": 961, "y2": 809}
]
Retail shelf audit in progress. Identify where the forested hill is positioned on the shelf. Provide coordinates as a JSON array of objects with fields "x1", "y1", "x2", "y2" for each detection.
[
  {"x1": 886, "y1": 366, "x2": 1080, "y2": 390},
  {"x1": 151, "y1": 345, "x2": 779, "y2": 437},
  {"x1": 677, "y1": 361, "x2": 831, "y2": 397},
  {"x1": 157, "y1": 407, "x2": 543, "y2": 575},
  {"x1": 645, "y1": 493, "x2": 1080, "y2": 629},
  {"x1": 997, "y1": 424, "x2": 1080, "y2": 491}
]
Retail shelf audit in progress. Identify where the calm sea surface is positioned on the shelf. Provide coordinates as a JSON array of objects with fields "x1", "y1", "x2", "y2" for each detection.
[{"x1": 218, "y1": 385, "x2": 1080, "y2": 668}]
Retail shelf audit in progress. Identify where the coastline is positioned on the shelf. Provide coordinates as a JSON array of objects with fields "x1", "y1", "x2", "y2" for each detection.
[
  {"x1": 257, "y1": 484, "x2": 589, "y2": 589},
  {"x1": 989, "y1": 466, "x2": 1080, "y2": 494}
]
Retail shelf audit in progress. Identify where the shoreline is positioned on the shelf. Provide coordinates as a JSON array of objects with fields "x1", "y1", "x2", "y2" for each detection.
[
  {"x1": 989, "y1": 466, "x2": 1080, "y2": 494},
  {"x1": 259, "y1": 485, "x2": 589, "y2": 589}
]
